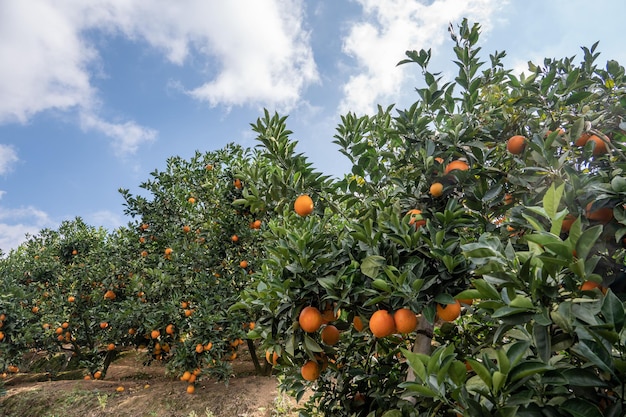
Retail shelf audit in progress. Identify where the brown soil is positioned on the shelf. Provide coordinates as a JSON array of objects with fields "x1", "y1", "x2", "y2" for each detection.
[{"x1": 0, "y1": 350, "x2": 300, "y2": 417}]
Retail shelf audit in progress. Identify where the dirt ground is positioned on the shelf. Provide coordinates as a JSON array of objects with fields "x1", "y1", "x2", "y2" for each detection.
[{"x1": 0, "y1": 349, "x2": 301, "y2": 417}]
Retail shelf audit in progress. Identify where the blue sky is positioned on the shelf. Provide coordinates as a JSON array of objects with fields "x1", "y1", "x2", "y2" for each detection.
[{"x1": 1, "y1": 0, "x2": 625, "y2": 253}]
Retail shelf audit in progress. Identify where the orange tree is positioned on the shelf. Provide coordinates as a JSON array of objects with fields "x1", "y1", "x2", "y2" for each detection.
[
  {"x1": 0, "y1": 218, "x2": 135, "y2": 377},
  {"x1": 118, "y1": 143, "x2": 271, "y2": 383},
  {"x1": 236, "y1": 19, "x2": 626, "y2": 416}
]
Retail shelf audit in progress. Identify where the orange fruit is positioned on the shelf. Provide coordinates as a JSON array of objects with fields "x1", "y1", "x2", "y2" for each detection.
[
  {"x1": 128, "y1": 328, "x2": 136, "y2": 335},
  {"x1": 140, "y1": 223, "x2": 149, "y2": 230},
  {"x1": 99, "y1": 322, "x2": 108, "y2": 329},
  {"x1": 234, "y1": 178, "x2": 242, "y2": 189},
  {"x1": 353, "y1": 316, "x2": 364, "y2": 332},
  {"x1": 434, "y1": 156, "x2": 444, "y2": 164},
  {"x1": 164, "y1": 247, "x2": 173, "y2": 256},
  {"x1": 68, "y1": 296, "x2": 76, "y2": 303},
  {"x1": 321, "y1": 325, "x2": 340, "y2": 345},
  {"x1": 187, "y1": 197, "x2": 196, "y2": 204},
  {"x1": 444, "y1": 160, "x2": 469, "y2": 174},
  {"x1": 294, "y1": 194, "x2": 314, "y2": 216},
  {"x1": 457, "y1": 298, "x2": 474, "y2": 306},
  {"x1": 506, "y1": 135, "x2": 526, "y2": 154},
  {"x1": 72, "y1": 249, "x2": 78, "y2": 255},
  {"x1": 561, "y1": 214, "x2": 576, "y2": 233},
  {"x1": 186, "y1": 384, "x2": 195, "y2": 394},
  {"x1": 184, "y1": 309, "x2": 194, "y2": 317},
  {"x1": 575, "y1": 132, "x2": 592, "y2": 146},
  {"x1": 265, "y1": 350, "x2": 279, "y2": 366},
  {"x1": 393, "y1": 308, "x2": 417, "y2": 334},
  {"x1": 205, "y1": 164, "x2": 213, "y2": 171},
  {"x1": 166, "y1": 324, "x2": 175, "y2": 335},
  {"x1": 151, "y1": 329, "x2": 160, "y2": 339},
  {"x1": 251, "y1": 219, "x2": 262, "y2": 229},
  {"x1": 141, "y1": 250, "x2": 148, "y2": 257},
  {"x1": 321, "y1": 306, "x2": 339, "y2": 323},
  {"x1": 436, "y1": 300, "x2": 462, "y2": 322},
  {"x1": 93, "y1": 371, "x2": 102, "y2": 379},
  {"x1": 188, "y1": 374, "x2": 197, "y2": 383},
  {"x1": 107, "y1": 343, "x2": 115, "y2": 351},
  {"x1": 195, "y1": 344, "x2": 204, "y2": 354},
  {"x1": 249, "y1": 322, "x2": 255, "y2": 330},
  {"x1": 299, "y1": 306, "x2": 323, "y2": 333},
  {"x1": 407, "y1": 209, "x2": 426, "y2": 228},
  {"x1": 204, "y1": 342, "x2": 213, "y2": 351},
  {"x1": 504, "y1": 193, "x2": 514, "y2": 205},
  {"x1": 7, "y1": 365, "x2": 18, "y2": 373},
  {"x1": 180, "y1": 371, "x2": 191, "y2": 381},
  {"x1": 31, "y1": 306, "x2": 39, "y2": 314},
  {"x1": 116, "y1": 386, "x2": 124, "y2": 392},
  {"x1": 182, "y1": 225, "x2": 191, "y2": 233},
  {"x1": 56, "y1": 327, "x2": 63, "y2": 335},
  {"x1": 62, "y1": 322, "x2": 69, "y2": 329},
  {"x1": 369, "y1": 310, "x2": 396, "y2": 338},
  {"x1": 301, "y1": 360, "x2": 321, "y2": 381},
  {"x1": 84, "y1": 375, "x2": 91, "y2": 380},
  {"x1": 585, "y1": 202, "x2": 614, "y2": 224},
  {"x1": 429, "y1": 182, "x2": 444, "y2": 197},
  {"x1": 181, "y1": 301, "x2": 189, "y2": 309},
  {"x1": 104, "y1": 290, "x2": 116, "y2": 300},
  {"x1": 588, "y1": 134, "x2": 610, "y2": 155},
  {"x1": 581, "y1": 281, "x2": 603, "y2": 291},
  {"x1": 231, "y1": 234, "x2": 239, "y2": 242},
  {"x1": 239, "y1": 260, "x2": 248, "y2": 268},
  {"x1": 0, "y1": 332, "x2": 4, "y2": 341}
]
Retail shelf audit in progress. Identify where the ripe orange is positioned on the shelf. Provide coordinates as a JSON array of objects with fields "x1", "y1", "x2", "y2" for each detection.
[
  {"x1": 250, "y1": 219, "x2": 262, "y2": 229},
  {"x1": 393, "y1": 308, "x2": 417, "y2": 334},
  {"x1": 72, "y1": 249, "x2": 78, "y2": 255},
  {"x1": 188, "y1": 197, "x2": 196, "y2": 204},
  {"x1": 116, "y1": 386, "x2": 125, "y2": 392},
  {"x1": 182, "y1": 225, "x2": 191, "y2": 233},
  {"x1": 141, "y1": 250, "x2": 148, "y2": 257},
  {"x1": 575, "y1": 132, "x2": 592, "y2": 146},
  {"x1": 585, "y1": 202, "x2": 614, "y2": 224},
  {"x1": 140, "y1": 223, "x2": 149, "y2": 230},
  {"x1": 107, "y1": 343, "x2": 115, "y2": 351},
  {"x1": 436, "y1": 300, "x2": 462, "y2": 322},
  {"x1": 56, "y1": 327, "x2": 63, "y2": 335},
  {"x1": 205, "y1": 164, "x2": 213, "y2": 171},
  {"x1": 7, "y1": 365, "x2": 18, "y2": 373},
  {"x1": 188, "y1": 374, "x2": 197, "y2": 383},
  {"x1": 184, "y1": 309, "x2": 194, "y2": 317},
  {"x1": 195, "y1": 344, "x2": 204, "y2": 354},
  {"x1": 181, "y1": 301, "x2": 189, "y2": 309},
  {"x1": 588, "y1": 134, "x2": 610, "y2": 155},
  {"x1": 186, "y1": 384, "x2": 195, "y2": 394},
  {"x1": 151, "y1": 329, "x2": 160, "y2": 339},
  {"x1": 62, "y1": 322, "x2": 69, "y2": 329},
  {"x1": 444, "y1": 160, "x2": 469, "y2": 174},
  {"x1": 429, "y1": 182, "x2": 444, "y2": 197},
  {"x1": 321, "y1": 325, "x2": 340, "y2": 345},
  {"x1": 166, "y1": 324, "x2": 175, "y2": 335},
  {"x1": 301, "y1": 360, "x2": 321, "y2": 381},
  {"x1": 231, "y1": 234, "x2": 239, "y2": 242},
  {"x1": 407, "y1": 209, "x2": 426, "y2": 228},
  {"x1": 164, "y1": 247, "x2": 173, "y2": 256},
  {"x1": 561, "y1": 214, "x2": 576, "y2": 233},
  {"x1": 369, "y1": 310, "x2": 396, "y2": 338},
  {"x1": 239, "y1": 260, "x2": 248, "y2": 268},
  {"x1": 31, "y1": 306, "x2": 39, "y2": 314},
  {"x1": 581, "y1": 281, "x2": 603, "y2": 291},
  {"x1": 294, "y1": 194, "x2": 314, "y2": 216},
  {"x1": 506, "y1": 135, "x2": 526, "y2": 154},
  {"x1": 353, "y1": 316, "x2": 364, "y2": 332},
  {"x1": 265, "y1": 350, "x2": 279, "y2": 365},
  {"x1": 249, "y1": 322, "x2": 255, "y2": 330},
  {"x1": 99, "y1": 322, "x2": 108, "y2": 329},
  {"x1": 0, "y1": 332, "x2": 4, "y2": 341},
  {"x1": 321, "y1": 306, "x2": 339, "y2": 323},
  {"x1": 93, "y1": 371, "x2": 102, "y2": 379},
  {"x1": 204, "y1": 342, "x2": 213, "y2": 351},
  {"x1": 234, "y1": 178, "x2": 242, "y2": 189},
  {"x1": 128, "y1": 328, "x2": 136, "y2": 335},
  {"x1": 299, "y1": 306, "x2": 323, "y2": 333},
  {"x1": 104, "y1": 290, "x2": 116, "y2": 300},
  {"x1": 68, "y1": 296, "x2": 76, "y2": 303},
  {"x1": 180, "y1": 371, "x2": 191, "y2": 381}
]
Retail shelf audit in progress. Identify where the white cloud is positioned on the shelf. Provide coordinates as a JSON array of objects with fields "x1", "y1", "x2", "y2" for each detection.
[
  {"x1": 339, "y1": 0, "x2": 506, "y2": 115},
  {"x1": 0, "y1": 206, "x2": 54, "y2": 255},
  {"x1": 85, "y1": 209, "x2": 127, "y2": 231},
  {"x1": 0, "y1": 0, "x2": 318, "y2": 147},
  {"x1": 0, "y1": 145, "x2": 18, "y2": 175},
  {"x1": 80, "y1": 112, "x2": 157, "y2": 156}
]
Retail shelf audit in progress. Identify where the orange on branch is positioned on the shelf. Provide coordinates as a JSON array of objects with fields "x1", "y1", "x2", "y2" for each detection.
[
  {"x1": 429, "y1": 182, "x2": 444, "y2": 197},
  {"x1": 321, "y1": 325, "x2": 340, "y2": 345},
  {"x1": 301, "y1": 360, "x2": 321, "y2": 381},
  {"x1": 353, "y1": 316, "x2": 364, "y2": 332},
  {"x1": 407, "y1": 209, "x2": 426, "y2": 228},
  {"x1": 299, "y1": 306, "x2": 323, "y2": 333},
  {"x1": 506, "y1": 135, "x2": 527, "y2": 154},
  {"x1": 266, "y1": 350, "x2": 279, "y2": 365},
  {"x1": 369, "y1": 309, "x2": 396, "y2": 338},
  {"x1": 393, "y1": 308, "x2": 418, "y2": 334},
  {"x1": 294, "y1": 194, "x2": 314, "y2": 216},
  {"x1": 585, "y1": 202, "x2": 614, "y2": 224},
  {"x1": 436, "y1": 300, "x2": 462, "y2": 322},
  {"x1": 444, "y1": 159, "x2": 469, "y2": 174}
]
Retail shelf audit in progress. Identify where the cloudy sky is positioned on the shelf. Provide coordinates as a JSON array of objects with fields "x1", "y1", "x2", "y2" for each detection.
[{"x1": 1, "y1": 0, "x2": 625, "y2": 253}]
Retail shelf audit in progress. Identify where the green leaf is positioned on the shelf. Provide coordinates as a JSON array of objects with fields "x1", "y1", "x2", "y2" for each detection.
[
  {"x1": 543, "y1": 183, "x2": 565, "y2": 219},
  {"x1": 562, "y1": 368, "x2": 608, "y2": 387},
  {"x1": 472, "y1": 279, "x2": 500, "y2": 300},
  {"x1": 401, "y1": 348, "x2": 427, "y2": 382},
  {"x1": 303, "y1": 334, "x2": 323, "y2": 353},
  {"x1": 361, "y1": 255, "x2": 386, "y2": 279},
  {"x1": 381, "y1": 411, "x2": 403, "y2": 417},
  {"x1": 509, "y1": 361, "x2": 552, "y2": 382},
  {"x1": 560, "y1": 398, "x2": 603, "y2": 417},
  {"x1": 601, "y1": 290, "x2": 625, "y2": 333},
  {"x1": 533, "y1": 324, "x2": 550, "y2": 362},
  {"x1": 572, "y1": 339, "x2": 615, "y2": 377},
  {"x1": 575, "y1": 225, "x2": 603, "y2": 260},
  {"x1": 398, "y1": 382, "x2": 438, "y2": 397},
  {"x1": 506, "y1": 340, "x2": 531, "y2": 367},
  {"x1": 467, "y1": 358, "x2": 492, "y2": 388}
]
